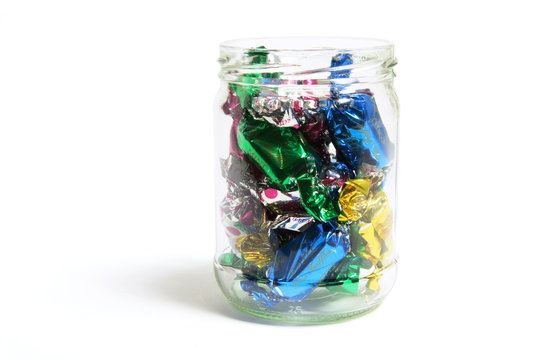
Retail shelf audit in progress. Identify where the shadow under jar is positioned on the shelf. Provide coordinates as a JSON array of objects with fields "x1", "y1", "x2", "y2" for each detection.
[{"x1": 213, "y1": 37, "x2": 399, "y2": 323}]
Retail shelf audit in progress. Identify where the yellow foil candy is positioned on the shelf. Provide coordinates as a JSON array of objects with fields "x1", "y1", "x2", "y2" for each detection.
[
  {"x1": 340, "y1": 179, "x2": 394, "y2": 271},
  {"x1": 356, "y1": 221, "x2": 381, "y2": 265},
  {"x1": 366, "y1": 273, "x2": 381, "y2": 291},
  {"x1": 364, "y1": 190, "x2": 393, "y2": 267},
  {"x1": 236, "y1": 232, "x2": 273, "y2": 268},
  {"x1": 338, "y1": 179, "x2": 372, "y2": 222}
]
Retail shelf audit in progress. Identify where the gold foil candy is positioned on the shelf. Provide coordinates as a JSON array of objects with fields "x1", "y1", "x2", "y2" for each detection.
[
  {"x1": 366, "y1": 273, "x2": 381, "y2": 291},
  {"x1": 236, "y1": 232, "x2": 274, "y2": 268},
  {"x1": 338, "y1": 179, "x2": 372, "y2": 222},
  {"x1": 340, "y1": 179, "x2": 394, "y2": 271},
  {"x1": 356, "y1": 221, "x2": 381, "y2": 265},
  {"x1": 363, "y1": 190, "x2": 393, "y2": 267},
  {"x1": 370, "y1": 195, "x2": 393, "y2": 267}
]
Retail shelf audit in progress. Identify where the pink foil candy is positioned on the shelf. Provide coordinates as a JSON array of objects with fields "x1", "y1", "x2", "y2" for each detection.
[
  {"x1": 222, "y1": 87, "x2": 244, "y2": 158},
  {"x1": 299, "y1": 114, "x2": 330, "y2": 163},
  {"x1": 257, "y1": 187, "x2": 305, "y2": 215}
]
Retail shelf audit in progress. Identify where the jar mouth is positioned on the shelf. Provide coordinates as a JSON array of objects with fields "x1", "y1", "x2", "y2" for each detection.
[
  {"x1": 220, "y1": 37, "x2": 393, "y2": 54},
  {"x1": 219, "y1": 37, "x2": 396, "y2": 87}
]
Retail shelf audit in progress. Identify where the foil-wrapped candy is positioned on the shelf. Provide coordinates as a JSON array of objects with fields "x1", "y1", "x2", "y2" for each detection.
[
  {"x1": 296, "y1": 174, "x2": 341, "y2": 222},
  {"x1": 240, "y1": 280, "x2": 282, "y2": 307},
  {"x1": 324, "y1": 254, "x2": 374, "y2": 294},
  {"x1": 330, "y1": 52, "x2": 354, "y2": 80},
  {"x1": 267, "y1": 214, "x2": 314, "y2": 252},
  {"x1": 359, "y1": 206, "x2": 393, "y2": 269},
  {"x1": 270, "y1": 214, "x2": 314, "y2": 233},
  {"x1": 236, "y1": 230, "x2": 274, "y2": 268},
  {"x1": 322, "y1": 92, "x2": 395, "y2": 173},
  {"x1": 237, "y1": 111, "x2": 340, "y2": 221},
  {"x1": 220, "y1": 155, "x2": 260, "y2": 192},
  {"x1": 324, "y1": 53, "x2": 394, "y2": 171},
  {"x1": 251, "y1": 95, "x2": 319, "y2": 128},
  {"x1": 299, "y1": 112, "x2": 331, "y2": 163},
  {"x1": 339, "y1": 180, "x2": 394, "y2": 275},
  {"x1": 220, "y1": 193, "x2": 267, "y2": 249},
  {"x1": 237, "y1": 220, "x2": 348, "y2": 306},
  {"x1": 237, "y1": 110, "x2": 317, "y2": 191},
  {"x1": 222, "y1": 86, "x2": 244, "y2": 159},
  {"x1": 218, "y1": 252, "x2": 266, "y2": 280},
  {"x1": 231, "y1": 47, "x2": 282, "y2": 109},
  {"x1": 338, "y1": 179, "x2": 373, "y2": 222},
  {"x1": 256, "y1": 187, "x2": 304, "y2": 215},
  {"x1": 265, "y1": 221, "x2": 349, "y2": 302},
  {"x1": 258, "y1": 187, "x2": 295, "y2": 204},
  {"x1": 321, "y1": 159, "x2": 354, "y2": 189},
  {"x1": 329, "y1": 52, "x2": 354, "y2": 94},
  {"x1": 359, "y1": 162, "x2": 387, "y2": 190}
]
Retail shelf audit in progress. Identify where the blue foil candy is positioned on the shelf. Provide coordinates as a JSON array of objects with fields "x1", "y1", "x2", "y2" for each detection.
[
  {"x1": 363, "y1": 101, "x2": 395, "y2": 167},
  {"x1": 240, "y1": 280, "x2": 281, "y2": 307},
  {"x1": 323, "y1": 93, "x2": 395, "y2": 171},
  {"x1": 329, "y1": 52, "x2": 353, "y2": 94},
  {"x1": 266, "y1": 222, "x2": 349, "y2": 302},
  {"x1": 330, "y1": 53, "x2": 353, "y2": 79},
  {"x1": 325, "y1": 52, "x2": 394, "y2": 171}
]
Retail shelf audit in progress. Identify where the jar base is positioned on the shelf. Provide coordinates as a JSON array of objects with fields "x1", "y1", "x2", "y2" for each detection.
[
  {"x1": 227, "y1": 297, "x2": 384, "y2": 324},
  {"x1": 214, "y1": 261, "x2": 396, "y2": 324}
]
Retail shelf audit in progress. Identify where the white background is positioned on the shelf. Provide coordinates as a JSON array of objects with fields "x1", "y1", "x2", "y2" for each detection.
[{"x1": 1, "y1": 1, "x2": 539, "y2": 359}]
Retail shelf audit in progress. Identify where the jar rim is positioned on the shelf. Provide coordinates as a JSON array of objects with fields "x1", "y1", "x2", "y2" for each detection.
[{"x1": 220, "y1": 36, "x2": 393, "y2": 54}]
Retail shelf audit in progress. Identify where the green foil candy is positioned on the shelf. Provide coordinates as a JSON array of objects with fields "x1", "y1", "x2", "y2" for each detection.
[
  {"x1": 218, "y1": 252, "x2": 265, "y2": 279},
  {"x1": 333, "y1": 256, "x2": 361, "y2": 294},
  {"x1": 238, "y1": 111, "x2": 309, "y2": 191},
  {"x1": 297, "y1": 175, "x2": 341, "y2": 222},
  {"x1": 325, "y1": 255, "x2": 373, "y2": 294},
  {"x1": 218, "y1": 252, "x2": 246, "y2": 269},
  {"x1": 237, "y1": 111, "x2": 340, "y2": 221},
  {"x1": 230, "y1": 47, "x2": 281, "y2": 109},
  {"x1": 350, "y1": 222, "x2": 368, "y2": 256}
]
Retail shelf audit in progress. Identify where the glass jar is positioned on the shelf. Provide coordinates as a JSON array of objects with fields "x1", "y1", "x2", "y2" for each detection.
[{"x1": 213, "y1": 37, "x2": 399, "y2": 323}]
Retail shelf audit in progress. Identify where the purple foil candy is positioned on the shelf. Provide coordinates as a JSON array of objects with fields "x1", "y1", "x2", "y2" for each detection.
[
  {"x1": 222, "y1": 87, "x2": 244, "y2": 158},
  {"x1": 299, "y1": 113, "x2": 331, "y2": 163}
]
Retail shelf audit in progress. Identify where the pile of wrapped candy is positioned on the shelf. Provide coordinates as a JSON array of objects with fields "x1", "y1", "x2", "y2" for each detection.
[{"x1": 218, "y1": 48, "x2": 395, "y2": 307}]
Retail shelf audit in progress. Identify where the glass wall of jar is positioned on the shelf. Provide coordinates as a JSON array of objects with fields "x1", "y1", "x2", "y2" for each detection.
[{"x1": 214, "y1": 37, "x2": 399, "y2": 323}]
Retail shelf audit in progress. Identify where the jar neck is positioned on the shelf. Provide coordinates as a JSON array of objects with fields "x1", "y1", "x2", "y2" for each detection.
[{"x1": 218, "y1": 37, "x2": 397, "y2": 89}]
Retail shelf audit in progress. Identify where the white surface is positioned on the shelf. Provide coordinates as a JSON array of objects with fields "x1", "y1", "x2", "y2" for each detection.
[{"x1": 1, "y1": 1, "x2": 539, "y2": 359}]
